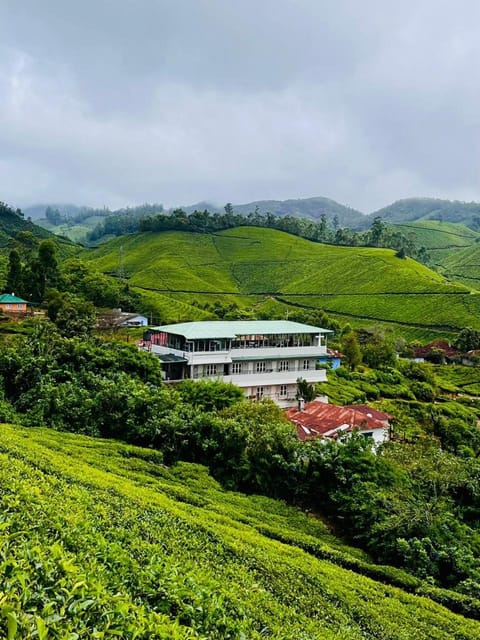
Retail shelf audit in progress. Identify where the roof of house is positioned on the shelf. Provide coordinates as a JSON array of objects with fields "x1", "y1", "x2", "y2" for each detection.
[
  {"x1": 285, "y1": 401, "x2": 389, "y2": 441},
  {"x1": 0, "y1": 293, "x2": 29, "y2": 304},
  {"x1": 343, "y1": 405, "x2": 393, "y2": 421},
  {"x1": 150, "y1": 320, "x2": 333, "y2": 340},
  {"x1": 413, "y1": 340, "x2": 460, "y2": 358},
  {"x1": 326, "y1": 348, "x2": 345, "y2": 358}
]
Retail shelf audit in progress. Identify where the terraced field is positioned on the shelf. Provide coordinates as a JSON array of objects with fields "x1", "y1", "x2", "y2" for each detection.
[
  {"x1": 84, "y1": 227, "x2": 480, "y2": 340},
  {"x1": 0, "y1": 423, "x2": 479, "y2": 639},
  {"x1": 390, "y1": 220, "x2": 480, "y2": 265},
  {"x1": 439, "y1": 243, "x2": 480, "y2": 290}
]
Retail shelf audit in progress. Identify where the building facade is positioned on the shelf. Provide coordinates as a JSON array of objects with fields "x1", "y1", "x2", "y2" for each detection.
[{"x1": 145, "y1": 320, "x2": 332, "y2": 407}]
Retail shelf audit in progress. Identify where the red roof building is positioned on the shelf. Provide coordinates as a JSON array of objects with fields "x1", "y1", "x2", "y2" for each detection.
[
  {"x1": 285, "y1": 401, "x2": 390, "y2": 445},
  {"x1": 413, "y1": 340, "x2": 460, "y2": 361}
]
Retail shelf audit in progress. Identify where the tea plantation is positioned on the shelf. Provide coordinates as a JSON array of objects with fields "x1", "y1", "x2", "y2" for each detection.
[
  {"x1": 1, "y1": 423, "x2": 479, "y2": 639},
  {"x1": 83, "y1": 226, "x2": 480, "y2": 341}
]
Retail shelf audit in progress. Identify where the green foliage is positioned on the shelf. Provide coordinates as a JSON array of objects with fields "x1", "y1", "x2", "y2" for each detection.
[
  {"x1": 46, "y1": 290, "x2": 96, "y2": 337},
  {"x1": 342, "y1": 332, "x2": 362, "y2": 370},
  {"x1": 296, "y1": 377, "x2": 317, "y2": 402},
  {"x1": 455, "y1": 327, "x2": 480, "y2": 352},
  {"x1": 176, "y1": 379, "x2": 243, "y2": 412},
  {"x1": 1, "y1": 424, "x2": 480, "y2": 637}
]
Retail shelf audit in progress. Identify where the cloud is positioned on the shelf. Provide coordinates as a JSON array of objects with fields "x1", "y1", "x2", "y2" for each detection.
[{"x1": 1, "y1": 0, "x2": 480, "y2": 211}]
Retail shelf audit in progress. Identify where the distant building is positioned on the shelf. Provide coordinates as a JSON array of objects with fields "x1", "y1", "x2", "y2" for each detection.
[
  {"x1": 285, "y1": 400, "x2": 391, "y2": 445},
  {"x1": 144, "y1": 320, "x2": 332, "y2": 407},
  {"x1": 97, "y1": 309, "x2": 148, "y2": 329},
  {"x1": 412, "y1": 340, "x2": 460, "y2": 364},
  {"x1": 317, "y1": 347, "x2": 345, "y2": 370},
  {"x1": 0, "y1": 293, "x2": 31, "y2": 314}
]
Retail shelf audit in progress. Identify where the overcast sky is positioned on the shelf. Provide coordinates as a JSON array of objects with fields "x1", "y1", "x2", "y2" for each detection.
[{"x1": 1, "y1": 0, "x2": 480, "y2": 213}]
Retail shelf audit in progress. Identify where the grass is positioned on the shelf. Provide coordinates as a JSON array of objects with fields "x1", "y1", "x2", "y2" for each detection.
[
  {"x1": 82, "y1": 227, "x2": 480, "y2": 340},
  {"x1": 0, "y1": 423, "x2": 479, "y2": 638}
]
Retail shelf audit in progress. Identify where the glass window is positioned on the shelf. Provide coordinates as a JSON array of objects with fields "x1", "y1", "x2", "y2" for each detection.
[
  {"x1": 205, "y1": 364, "x2": 217, "y2": 376},
  {"x1": 279, "y1": 384, "x2": 287, "y2": 397},
  {"x1": 279, "y1": 360, "x2": 289, "y2": 371},
  {"x1": 232, "y1": 362, "x2": 242, "y2": 374},
  {"x1": 303, "y1": 359, "x2": 310, "y2": 370},
  {"x1": 256, "y1": 361, "x2": 266, "y2": 373},
  {"x1": 256, "y1": 387, "x2": 264, "y2": 399}
]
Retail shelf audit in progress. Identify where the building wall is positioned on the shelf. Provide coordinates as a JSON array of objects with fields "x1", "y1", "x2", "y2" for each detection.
[{"x1": 0, "y1": 303, "x2": 27, "y2": 312}]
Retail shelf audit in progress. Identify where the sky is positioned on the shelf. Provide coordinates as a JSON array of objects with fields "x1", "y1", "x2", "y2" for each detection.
[{"x1": 1, "y1": 0, "x2": 480, "y2": 213}]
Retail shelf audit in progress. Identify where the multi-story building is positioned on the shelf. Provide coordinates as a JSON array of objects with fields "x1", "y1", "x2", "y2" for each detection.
[{"x1": 144, "y1": 320, "x2": 332, "y2": 407}]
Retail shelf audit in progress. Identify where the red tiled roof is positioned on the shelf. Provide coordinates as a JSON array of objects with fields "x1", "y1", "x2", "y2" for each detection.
[
  {"x1": 285, "y1": 401, "x2": 389, "y2": 441},
  {"x1": 343, "y1": 404, "x2": 393, "y2": 422}
]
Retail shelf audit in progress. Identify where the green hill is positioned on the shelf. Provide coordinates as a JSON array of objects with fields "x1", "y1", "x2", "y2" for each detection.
[
  {"x1": 1, "y1": 422, "x2": 478, "y2": 638},
  {"x1": 83, "y1": 226, "x2": 480, "y2": 340},
  {"x1": 0, "y1": 202, "x2": 78, "y2": 260},
  {"x1": 440, "y1": 243, "x2": 480, "y2": 289},
  {"x1": 370, "y1": 198, "x2": 480, "y2": 229},
  {"x1": 184, "y1": 196, "x2": 366, "y2": 228},
  {"x1": 390, "y1": 220, "x2": 480, "y2": 264}
]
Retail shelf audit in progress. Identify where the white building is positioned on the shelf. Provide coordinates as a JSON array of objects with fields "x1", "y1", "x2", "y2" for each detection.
[{"x1": 145, "y1": 320, "x2": 332, "y2": 407}]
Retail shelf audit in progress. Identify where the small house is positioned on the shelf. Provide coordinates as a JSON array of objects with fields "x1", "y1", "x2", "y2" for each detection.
[{"x1": 0, "y1": 293, "x2": 31, "y2": 314}]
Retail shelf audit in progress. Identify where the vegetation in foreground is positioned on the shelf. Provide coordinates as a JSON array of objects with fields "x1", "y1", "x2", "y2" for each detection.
[{"x1": 1, "y1": 423, "x2": 480, "y2": 638}]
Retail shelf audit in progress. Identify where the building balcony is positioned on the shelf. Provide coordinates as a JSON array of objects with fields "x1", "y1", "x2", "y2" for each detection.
[{"x1": 198, "y1": 368, "x2": 327, "y2": 387}]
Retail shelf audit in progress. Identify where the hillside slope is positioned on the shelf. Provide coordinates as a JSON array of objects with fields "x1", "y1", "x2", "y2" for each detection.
[
  {"x1": 0, "y1": 423, "x2": 478, "y2": 639},
  {"x1": 370, "y1": 198, "x2": 480, "y2": 228},
  {"x1": 440, "y1": 243, "x2": 480, "y2": 289},
  {"x1": 389, "y1": 220, "x2": 480, "y2": 265},
  {"x1": 84, "y1": 227, "x2": 480, "y2": 339}
]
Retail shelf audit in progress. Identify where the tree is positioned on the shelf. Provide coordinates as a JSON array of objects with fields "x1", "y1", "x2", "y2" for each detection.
[
  {"x1": 296, "y1": 377, "x2": 317, "y2": 402},
  {"x1": 455, "y1": 327, "x2": 480, "y2": 352},
  {"x1": 342, "y1": 332, "x2": 362, "y2": 371},
  {"x1": 6, "y1": 249, "x2": 23, "y2": 296},
  {"x1": 369, "y1": 216, "x2": 387, "y2": 247}
]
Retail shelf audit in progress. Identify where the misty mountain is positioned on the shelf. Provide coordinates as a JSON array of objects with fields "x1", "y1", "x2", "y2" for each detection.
[{"x1": 182, "y1": 196, "x2": 366, "y2": 228}]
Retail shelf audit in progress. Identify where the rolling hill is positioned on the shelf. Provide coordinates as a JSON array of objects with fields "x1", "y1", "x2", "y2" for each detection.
[
  {"x1": 1, "y1": 422, "x2": 478, "y2": 638},
  {"x1": 371, "y1": 198, "x2": 480, "y2": 228},
  {"x1": 83, "y1": 226, "x2": 480, "y2": 341}
]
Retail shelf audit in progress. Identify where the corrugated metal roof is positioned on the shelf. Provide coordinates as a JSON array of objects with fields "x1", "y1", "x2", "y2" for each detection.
[
  {"x1": 150, "y1": 320, "x2": 333, "y2": 340},
  {"x1": 0, "y1": 293, "x2": 29, "y2": 304},
  {"x1": 285, "y1": 401, "x2": 389, "y2": 440}
]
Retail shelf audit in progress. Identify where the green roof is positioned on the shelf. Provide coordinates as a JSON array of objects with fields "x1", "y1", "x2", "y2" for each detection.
[
  {"x1": 0, "y1": 293, "x2": 29, "y2": 304},
  {"x1": 150, "y1": 320, "x2": 332, "y2": 340}
]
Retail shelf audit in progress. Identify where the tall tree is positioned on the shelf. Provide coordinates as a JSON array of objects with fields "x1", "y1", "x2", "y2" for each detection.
[
  {"x1": 342, "y1": 332, "x2": 362, "y2": 371},
  {"x1": 6, "y1": 248, "x2": 23, "y2": 296}
]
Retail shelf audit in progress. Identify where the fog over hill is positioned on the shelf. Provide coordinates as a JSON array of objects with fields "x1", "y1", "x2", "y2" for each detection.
[{"x1": 24, "y1": 195, "x2": 480, "y2": 233}]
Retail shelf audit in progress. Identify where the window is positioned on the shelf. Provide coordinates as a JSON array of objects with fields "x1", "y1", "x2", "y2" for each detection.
[
  {"x1": 279, "y1": 360, "x2": 289, "y2": 371},
  {"x1": 256, "y1": 387, "x2": 264, "y2": 399},
  {"x1": 205, "y1": 364, "x2": 217, "y2": 376},
  {"x1": 256, "y1": 361, "x2": 266, "y2": 373},
  {"x1": 279, "y1": 384, "x2": 287, "y2": 397},
  {"x1": 232, "y1": 362, "x2": 242, "y2": 374},
  {"x1": 303, "y1": 359, "x2": 310, "y2": 370}
]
